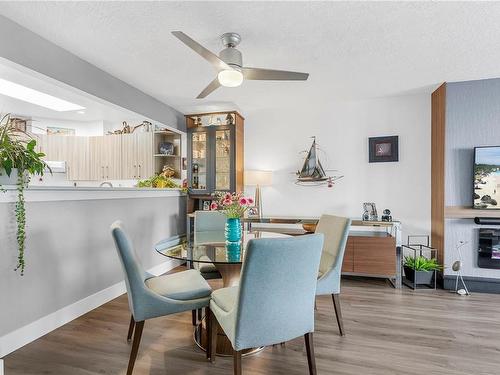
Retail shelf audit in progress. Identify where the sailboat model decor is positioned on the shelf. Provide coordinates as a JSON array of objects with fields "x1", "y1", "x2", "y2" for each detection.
[{"x1": 296, "y1": 137, "x2": 344, "y2": 187}]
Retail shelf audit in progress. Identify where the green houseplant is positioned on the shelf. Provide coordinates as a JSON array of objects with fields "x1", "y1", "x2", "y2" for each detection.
[
  {"x1": 0, "y1": 114, "x2": 49, "y2": 274},
  {"x1": 403, "y1": 255, "x2": 442, "y2": 285}
]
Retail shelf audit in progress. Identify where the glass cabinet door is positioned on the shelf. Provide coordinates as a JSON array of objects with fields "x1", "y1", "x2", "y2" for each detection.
[
  {"x1": 191, "y1": 131, "x2": 208, "y2": 190},
  {"x1": 215, "y1": 129, "x2": 231, "y2": 191}
]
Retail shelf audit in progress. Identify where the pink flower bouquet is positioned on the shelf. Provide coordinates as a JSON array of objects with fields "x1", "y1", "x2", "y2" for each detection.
[{"x1": 211, "y1": 192, "x2": 253, "y2": 218}]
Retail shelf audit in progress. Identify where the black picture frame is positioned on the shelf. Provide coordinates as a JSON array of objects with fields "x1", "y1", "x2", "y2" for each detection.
[{"x1": 369, "y1": 136, "x2": 399, "y2": 163}]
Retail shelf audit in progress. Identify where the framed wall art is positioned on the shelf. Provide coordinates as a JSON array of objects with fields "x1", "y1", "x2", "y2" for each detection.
[{"x1": 369, "y1": 136, "x2": 399, "y2": 163}]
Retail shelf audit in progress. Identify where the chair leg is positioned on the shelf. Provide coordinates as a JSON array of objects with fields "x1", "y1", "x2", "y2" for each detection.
[
  {"x1": 192, "y1": 310, "x2": 197, "y2": 326},
  {"x1": 332, "y1": 293, "x2": 345, "y2": 336},
  {"x1": 209, "y1": 310, "x2": 217, "y2": 363},
  {"x1": 304, "y1": 332, "x2": 317, "y2": 375},
  {"x1": 233, "y1": 350, "x2": 242, "y2": 375},
  {"x1": 197, "y1": 308, "x2": 202, "y2": 321},
  {"x1": 126, "y1": 320, "x2": 145, "y2": 375},
  {"x1": 127, "y1": 315, "x2": 135, "y2": 342},
  {"x1": 206, "y1": 306, "x2": 212, "y2": 361}
]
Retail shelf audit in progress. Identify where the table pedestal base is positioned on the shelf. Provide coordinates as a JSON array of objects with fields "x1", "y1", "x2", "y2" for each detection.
[{"x1": 194, "y1": 318, "x2": 263, "y2": 357}]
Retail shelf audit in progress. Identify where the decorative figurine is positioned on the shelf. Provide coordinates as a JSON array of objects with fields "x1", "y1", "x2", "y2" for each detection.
[
  {"x1": 381, "y1": 209, "x2": 392, "y2": 222},
  {"x1": 226, "y1": 113, "x2": 235, "y2": 125},
  {"x1": 160, "y1": 165, "x2": 176, "y2": 178},
  {"x1": 159, "y1": 141, "x2": 174, "y2": 155}
]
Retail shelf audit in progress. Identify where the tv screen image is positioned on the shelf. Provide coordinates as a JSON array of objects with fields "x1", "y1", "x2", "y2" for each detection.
[{"x1": 474, "y1": 146, "x2": 500, "y2": 209}]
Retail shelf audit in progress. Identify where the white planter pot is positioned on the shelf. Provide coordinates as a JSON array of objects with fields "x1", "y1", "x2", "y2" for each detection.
[{"x1": 0, "y1": 168, "x2": 20, "y2": 186}]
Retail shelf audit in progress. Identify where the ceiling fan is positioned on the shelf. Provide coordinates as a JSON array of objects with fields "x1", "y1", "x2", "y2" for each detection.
[{"x1": 172, "y1": 31, "x2": 309, "y2": 99}]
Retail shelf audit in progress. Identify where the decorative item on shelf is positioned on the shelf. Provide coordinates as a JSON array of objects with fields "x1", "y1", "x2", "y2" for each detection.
[
  {"x1": 159, "y1": 141, "x2": 174, "y2": 155},
  {"x1": 194, "y1": 117, "x2": 202, "y2": 126},
  {"x1": 160, "y1": 165, "x2": 176, "y2": 178},
  {"x1": 210, "y1": 192, "x2": 253, "y2": 243},
  {"x1": 381, "y1": 209, "x2": 392, "y2": 222},
  {"x1": 369, "y1": 135, "x2": 399, "y2": 163},
  {"x1": 10, "y1": 117, "x2": 27, "y2": 132},
  {"x1": 302, "y1": 223, "x2": 317, "y2": 233},
  {"x1": 140, "y1": 121, "x2": 152, "y2": 132},
  {"x1": 452, "y1": 240, "x2": 470, "y2": 296},
  {"x1": 295, "y1": 136, "x2": 344, "y2": 187},
  {"x1": 362, "y1": 202, "x2": 378, "y2": 221},
  {"x1": 244, "y1": 170, "x2": 272, "y2": 218},
  {"x1": 202, "y1": 200, "x2": 211, "y2": 211},
  {"x1": 182, "y1": 157, "x2": 187, "y2": 171},
  {"x1": 226, "y1": 113, "x2": 235, "y2": 125},
  {"x1": 0, "y1": 114, "x2": 50, "y2": 275}
]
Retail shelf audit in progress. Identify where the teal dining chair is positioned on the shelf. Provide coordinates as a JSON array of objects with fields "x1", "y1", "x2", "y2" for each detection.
[
  {"x1": 111, "y1": 221, "x2": 212, "y2": 375},
  {"x1": 194, "y1": 211, "x2": 226, "y2": 278},
  {"x1": 315, "y1": 214, "x2": 351, "y2": 336},
  {"x1": 208, "y1": 234, "x2": 324, "y2": 375}
]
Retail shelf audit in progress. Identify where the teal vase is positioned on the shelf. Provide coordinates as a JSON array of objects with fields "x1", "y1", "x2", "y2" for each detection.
[
  {"x1": 225, "y1": 217, "x2": 242, "y2": 243},
  {"x1": 226, "y1": 242, "x2": 242, "y2": 262}
]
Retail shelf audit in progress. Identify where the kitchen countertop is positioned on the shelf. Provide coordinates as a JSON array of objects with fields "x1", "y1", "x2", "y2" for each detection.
[{"x1": 0, "y1": 185, "x2": 186, "y2": 203}]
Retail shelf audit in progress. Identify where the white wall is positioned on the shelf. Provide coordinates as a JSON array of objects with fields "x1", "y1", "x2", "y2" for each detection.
[{"x1": 244, "y1": 93, "x2": 431, "y2": 239}]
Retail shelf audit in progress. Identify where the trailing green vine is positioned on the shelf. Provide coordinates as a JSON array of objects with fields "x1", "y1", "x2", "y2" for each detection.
[
  {"x1": 1, "y1": 114, "x2": 48, "y2": 275},
  {"x1": 15, "y1": 172, "x2": 27, "y2": 274}
]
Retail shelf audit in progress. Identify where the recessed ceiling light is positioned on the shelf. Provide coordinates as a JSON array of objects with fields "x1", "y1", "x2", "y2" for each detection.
[
  {"x1": 77, "y1": 110, "x2": 85, "y2": 114},
  {"x1": 0, "y1": 78, "x2": 85, "y2": 112}
]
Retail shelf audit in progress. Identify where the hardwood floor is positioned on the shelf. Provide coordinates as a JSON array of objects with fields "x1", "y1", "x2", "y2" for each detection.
[{"x1": 5, "y1": 271, "x2": 500, "y2": 375}]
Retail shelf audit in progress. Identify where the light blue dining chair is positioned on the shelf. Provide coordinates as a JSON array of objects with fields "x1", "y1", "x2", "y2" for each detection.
[
  {"x1": 193, "y1": 210, "x2": 226, "y2": 278},
  {"x1": 208, "y1": 234, "x2": 324, "y2": 375},
  {"x1": 315, "y1": 214, "x2": 351, "y2": 336},
  {"x1": 111, "y1": 221, "x2": 212, "y2": 375}
]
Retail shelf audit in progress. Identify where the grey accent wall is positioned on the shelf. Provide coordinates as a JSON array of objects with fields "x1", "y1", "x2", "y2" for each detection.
[
  {"x1": 0, "y1": 196, "x2": 186, "y2": 338},
  {"x1": 0, "y1": 15, "x2": 185, "y2": 131},
  {"x1": 444, "y1": 78, "x2": 500, "y2": 278}
]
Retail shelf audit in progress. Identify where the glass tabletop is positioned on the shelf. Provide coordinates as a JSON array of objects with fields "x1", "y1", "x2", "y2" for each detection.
[{"x1": 155, "y1": 230, "x2": 289, "y2": 264}]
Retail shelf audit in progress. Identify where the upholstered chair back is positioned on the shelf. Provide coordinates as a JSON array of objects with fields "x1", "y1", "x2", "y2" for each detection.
[
  {"x1": 111, "y1": 221, "x2": 147, "y2": 319},
  {"x1": 233, "y1": 234, "x2": 324, "y2": 350},
  {"x1": 315, "y1": 215, "x2": 351, "y2": 295},
  {"x1": 194, "y1": 210, "x2": 227, "y2": 232}
]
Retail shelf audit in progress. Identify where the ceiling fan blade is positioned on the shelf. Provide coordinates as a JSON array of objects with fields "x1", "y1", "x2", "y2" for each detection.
[
  {"x1": 242, "y1": 67, "x2": 309, "y2": 81},
  {"x1": 197, "y1": 77, "x2": 221, "y2": 99},
  {"x1": 172, "y1": 31, "x2": 232, "y2": 72}
]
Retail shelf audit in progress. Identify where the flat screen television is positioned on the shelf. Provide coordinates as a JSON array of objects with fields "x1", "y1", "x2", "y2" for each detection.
[{"x1": 474, "y1": 146, "x2": 500, "y2": 209}]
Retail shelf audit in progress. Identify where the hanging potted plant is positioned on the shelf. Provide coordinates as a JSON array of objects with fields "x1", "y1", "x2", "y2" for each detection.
[
  {"x1": 210, "y1": 192, "x2": 253, "y2": 243},
  {"x1": 0, "y1": 114, "x2": 49, "y2": 274}
]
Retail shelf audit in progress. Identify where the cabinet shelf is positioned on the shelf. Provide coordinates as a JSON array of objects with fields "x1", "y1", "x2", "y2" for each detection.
[{"x1": 154, "y1": 154, "x2": 180, "y2": 157}]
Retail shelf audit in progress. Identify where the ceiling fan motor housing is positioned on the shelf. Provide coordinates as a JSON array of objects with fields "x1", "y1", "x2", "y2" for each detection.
[{"x1": 219, "y1": 47, "x2": 242, "y2": 68}]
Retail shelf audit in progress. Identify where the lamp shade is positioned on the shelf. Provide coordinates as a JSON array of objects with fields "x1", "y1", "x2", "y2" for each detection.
[{"x1": 244, "y1": 170, "x2": 273, "y2": 186}]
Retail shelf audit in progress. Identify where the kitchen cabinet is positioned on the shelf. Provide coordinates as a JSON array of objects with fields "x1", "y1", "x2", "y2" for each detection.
[
  {"x1": 121, "y1": 133, "x2": 153, "y2": 180},
  {"x1": 90, "y1": 136, "x2": 122, "y2": 180}
]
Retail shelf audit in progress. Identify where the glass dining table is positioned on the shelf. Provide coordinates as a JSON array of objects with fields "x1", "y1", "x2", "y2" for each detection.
[{"x1": 155, "y1": 229, "x2": 290, "y2": 356}]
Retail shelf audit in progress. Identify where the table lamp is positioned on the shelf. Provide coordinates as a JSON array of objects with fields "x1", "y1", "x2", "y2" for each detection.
[{"x1": 244, "y1": 170, "x2": 273, "y2": 218}]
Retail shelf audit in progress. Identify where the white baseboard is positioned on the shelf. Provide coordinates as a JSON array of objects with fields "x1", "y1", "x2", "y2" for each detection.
[{"x1": 0, "y1": 259, "x2": 180, "y2": 358}]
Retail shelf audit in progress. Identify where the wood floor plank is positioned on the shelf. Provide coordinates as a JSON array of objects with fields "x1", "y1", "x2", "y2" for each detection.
[{"x1": 5, "y1": 271, "x2": 500, "y2": 375}]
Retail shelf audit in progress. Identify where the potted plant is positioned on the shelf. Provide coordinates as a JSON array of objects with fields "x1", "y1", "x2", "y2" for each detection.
[
  {"x1": 0, "y1": 114, "x2": 49, "y2": 274},
  {"x1": 403, "y1": 255, "x2": 442, "y2": 285},
  {"x1": 210, "y1": 192, "x2": 253, "y2": 243}
]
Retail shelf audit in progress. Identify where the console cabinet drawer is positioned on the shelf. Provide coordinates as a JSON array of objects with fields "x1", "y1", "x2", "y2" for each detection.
[{"x1": 351, "y1": 236, "x2": 396, "y2": 276}]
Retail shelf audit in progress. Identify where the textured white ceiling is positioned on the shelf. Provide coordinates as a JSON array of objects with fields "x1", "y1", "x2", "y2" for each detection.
[{"x1": 1, "y1": 1, "x2": 500, "y2": 114}]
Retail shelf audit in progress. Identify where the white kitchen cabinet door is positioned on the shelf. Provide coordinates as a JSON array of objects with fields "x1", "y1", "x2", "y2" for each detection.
[
  {"x1": 135, "y1": 132, "x2": 153, "y2": 180},
  {"x1": 121, "y1": 134, "x2": 137, "y2": 179}
]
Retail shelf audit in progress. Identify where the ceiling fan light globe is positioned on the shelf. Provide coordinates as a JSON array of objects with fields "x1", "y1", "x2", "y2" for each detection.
[{"x1": 218, "y1": 69, "x2": 243, "y2": 87}]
